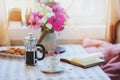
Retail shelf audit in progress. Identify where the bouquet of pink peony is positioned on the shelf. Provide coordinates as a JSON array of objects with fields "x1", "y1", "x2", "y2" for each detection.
[{"x1": 28, "y1": 1, "x2": 68, "y2": 43}]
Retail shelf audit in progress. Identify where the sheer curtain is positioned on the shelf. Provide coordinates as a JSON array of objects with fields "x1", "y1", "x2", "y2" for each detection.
[
  {"x1": 114, "y1": 0, "x2": 120, "y2": 43},
  {"x1": 0, "y1": 0, "x2": 10, "y2": 46},
  {"x1": 55, "y1": 0, "x2": 107, "y2": 25},
  {"x1": 105, "y1": 0, "x2": 119, "y2": 43},
  {"x1": 116, "y1": 0, "x2": 120, "y2": 18}
]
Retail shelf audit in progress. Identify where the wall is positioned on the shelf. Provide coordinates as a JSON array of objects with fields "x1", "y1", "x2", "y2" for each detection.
[{"x1": 8, "y1": 24, "x2": 106, "y2": 45}]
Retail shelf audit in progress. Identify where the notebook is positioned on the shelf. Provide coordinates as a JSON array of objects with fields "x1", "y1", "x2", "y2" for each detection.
[{"x1": 60, "y1": 52, "x2": 105, "y2": 68}]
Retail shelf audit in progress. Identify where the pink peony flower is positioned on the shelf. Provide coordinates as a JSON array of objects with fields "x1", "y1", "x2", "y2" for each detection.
[
  {"x1": 56, "y1": 12, "x2": 67, "y2": 22},
  {"x1": 29, "y1": 12, "x2": 43, "y2": 30},
  {"x1": 53, "y1": 21, "x2": 63, "y2": 31},
  {"x1": 28, "y1": 3, "x2": 68, "y2": 32},
  {"x1": 52, "y1": 5, "x2": 64, "y2": 13},
  {"x1": 48, "y1": 16, "x2": 55, "y2": 25},
  {"x1": 33, "y1": 12, "x2": 43, "y2": 19}
]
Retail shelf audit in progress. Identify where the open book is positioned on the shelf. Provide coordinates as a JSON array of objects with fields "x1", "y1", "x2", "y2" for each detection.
[{"x1": 60, "y1": 52, "x2": 105, "y2": 68}]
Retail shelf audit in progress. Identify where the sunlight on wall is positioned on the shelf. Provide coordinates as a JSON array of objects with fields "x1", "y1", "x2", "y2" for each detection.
[
  {"x1": 56, "y1": 0, "x2": 108, "y2": 25},
  {"x1": 6, "y1": 0, "x2": 108, "y2": 42},
  {"x1": 8, "y1": 24, "x2": 106, "y2": 41}
]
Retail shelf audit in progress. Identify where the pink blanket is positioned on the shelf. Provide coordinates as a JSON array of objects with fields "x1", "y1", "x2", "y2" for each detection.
[{"x1": 82, "y1": 38, "x2": 120, "y2": 80}]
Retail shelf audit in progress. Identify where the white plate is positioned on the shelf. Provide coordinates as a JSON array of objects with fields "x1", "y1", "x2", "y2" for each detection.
[
  {"x1": 40, "y1": 66, "x2": 64, "y2": 74},
  {"x1": 0, "y1": 52, "x2": 25, "y2": 59},
  {"x1": 0, "y1": 46, "x2": 25, "y2": 59}
]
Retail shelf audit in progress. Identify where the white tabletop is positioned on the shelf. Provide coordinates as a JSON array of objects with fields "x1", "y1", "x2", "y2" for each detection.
[{"x1": 0, "y1": 45, "x2": 111, "y2": 80}]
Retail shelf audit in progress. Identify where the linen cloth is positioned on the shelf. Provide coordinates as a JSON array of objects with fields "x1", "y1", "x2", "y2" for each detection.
[
  {"x1": 0, "y1": 45, "x2": 110, "y2": 80},
  {"x1": 82, "y1": 38, "x2": 120, "y2": 80}
]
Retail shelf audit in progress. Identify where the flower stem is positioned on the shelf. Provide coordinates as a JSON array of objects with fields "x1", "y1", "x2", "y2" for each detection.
[{"x1": 37, "y1": 30, "x2": 47, "y2": 44}]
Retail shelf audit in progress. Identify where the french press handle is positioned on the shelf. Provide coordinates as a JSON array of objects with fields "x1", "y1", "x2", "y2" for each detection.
[{"x1": 36, "y1": 44, "x2": 46, "y2": 60}]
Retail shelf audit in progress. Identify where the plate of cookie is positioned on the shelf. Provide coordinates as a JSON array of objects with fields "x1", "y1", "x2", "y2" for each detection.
[{"x1": 0, "y1": 47, "x2": 25, "y2": 58}]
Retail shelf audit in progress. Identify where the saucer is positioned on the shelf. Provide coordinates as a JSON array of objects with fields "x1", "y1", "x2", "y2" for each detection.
[{"x1": 40, "y1": 66, "x2": 64, "y2": 74}]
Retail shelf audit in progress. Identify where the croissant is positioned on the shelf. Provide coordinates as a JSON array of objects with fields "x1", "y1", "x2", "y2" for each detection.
[
  {"x1": 6, "y1": 49, "x2": 15, "y2": 54},
  {"x1": 0, "y1": 48, "x2": 25, "y2": 55}
]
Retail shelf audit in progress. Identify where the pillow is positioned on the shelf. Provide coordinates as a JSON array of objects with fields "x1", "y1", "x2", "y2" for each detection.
[
  {"x1": 101, "y1": 53, "x2": 120, "y2": 80},
  {"x1": 82, "y1": 38, "x2": 113, "y2": 63},
  {"x1": 82, "y1": 38, "x2": 112, "y2": 48},
  {"x1": 82, "y1": 38, "x2": 120, "y2": 80},
  {"x1": 111, "y1": 44, "x2": 120, "y2": 58},
  {"x1": 102, "y1": 43, "x2": 120, "y2": 63}
]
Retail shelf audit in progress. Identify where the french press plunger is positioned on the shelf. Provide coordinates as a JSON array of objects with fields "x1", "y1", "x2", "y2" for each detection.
[{"x1": 24, "y1": 33, "x2": 46, "y2": 66}]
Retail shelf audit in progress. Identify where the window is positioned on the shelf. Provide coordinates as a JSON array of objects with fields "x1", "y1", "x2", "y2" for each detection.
[
  {"x1": 5, "y1": 0, "x2": 34, "y2": 27},
  {"x1": 6, "y1": 0, "x2": 108, "y2": 40},
  {"x1": 6, "y1": 0, "x2": 108, "y2": 26},
  {"x1": 57, "y1": 0, "x2": 108, "y2": 25}
]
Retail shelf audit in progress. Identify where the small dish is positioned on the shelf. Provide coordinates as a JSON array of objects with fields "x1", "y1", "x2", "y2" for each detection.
[
  {"x1": 0, "y1": 52, "x2": 25, "y2": 59},
  {"x1": 40, "y1": 66, "x2": 64, "y2": 74},
  {"x1": 0, "y1": 47, "x2": 25, "y2": 59}
]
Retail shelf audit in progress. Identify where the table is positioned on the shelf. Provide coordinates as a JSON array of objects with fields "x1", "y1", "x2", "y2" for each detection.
[{"x1": 0, "y1": 45, "x2": 111, "y2": 80}]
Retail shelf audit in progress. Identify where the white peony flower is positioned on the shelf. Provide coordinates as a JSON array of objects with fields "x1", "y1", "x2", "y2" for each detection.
[
  {"x1": 40, "y1": 17, "x2": 47, "y2": 24},
  {"x1": 46, "y1": 12, "x2": 55, "y2": 18},
  {"x1": 42, "y1": 6, "x2": 54, "y2": 18},
  {"x1": 46, "y1": 23, "x2": 52, "y2": 30},
  {"x1": 40, "y1": 0, "x2": 48, "y2": 3},
  {"x1": 46, "y1": 6, "x2": 52, "y2": 12}
]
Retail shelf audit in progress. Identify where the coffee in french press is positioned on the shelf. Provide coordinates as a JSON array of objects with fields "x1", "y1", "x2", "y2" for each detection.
[{"x1": 24, "y1": 33, "x2": 46, "y2": 66}]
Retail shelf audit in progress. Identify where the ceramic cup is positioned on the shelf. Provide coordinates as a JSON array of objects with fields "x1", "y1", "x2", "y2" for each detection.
[{"x1": 44, "y1": 56, "x2": 59, "y2": 71}]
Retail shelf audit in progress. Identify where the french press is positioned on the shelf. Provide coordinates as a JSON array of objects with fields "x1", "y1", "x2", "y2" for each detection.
[{"x1": 24, "y1": 33, "x2": 46, "y2": 66}]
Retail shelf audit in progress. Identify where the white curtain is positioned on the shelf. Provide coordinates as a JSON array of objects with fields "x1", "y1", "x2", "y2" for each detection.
[
  {"x1": 115, "y1": 0, "x2": 120, "y2": 43},
  {"x1": 105, "y1": 0, "x2": 119, "y2": 43},
  {"x1": 55, "y1": 0, "x2": 107, "y2": 25},
  {"x1": 0, "y1": 0, "x2": 10, "y2": 46},
  {"x1": 116, "y1": 0, "x2": 120, "y2": 18}
]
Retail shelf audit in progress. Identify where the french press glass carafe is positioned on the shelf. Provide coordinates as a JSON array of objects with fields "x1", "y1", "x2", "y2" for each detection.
[{"x1": 24, "y1": 33, "x2": 46, "y2": 66}]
